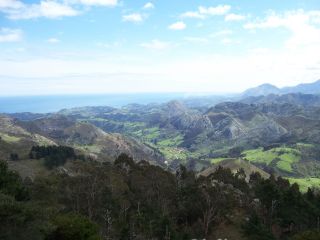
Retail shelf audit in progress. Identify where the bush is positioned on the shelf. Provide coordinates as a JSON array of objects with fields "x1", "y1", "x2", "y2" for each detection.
[
  {"x1": 29, "y1": 146, "x2": 76, "y2": 169},
  {"x1": 48, "y1": 214, "x2": 101, "y2": 240},
  {"x1": 0, "y1": 161, "x2": 29, "y2": 201},
  {"x1": 292, "y1": 230, "x2": 320, "y2": 240}
]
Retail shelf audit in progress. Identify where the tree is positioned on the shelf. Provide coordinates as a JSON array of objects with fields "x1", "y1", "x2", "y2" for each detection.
[
  {"x1": 292, "y1": 230, "x2": 320, "y2": 240},
  {"x1": 0, "y1": 193, "x2": 53, "y2": 240},
  {"x1": 47, "y1": 213, "x2": 101, "y2": 240},
  {"x1": 10, "y1": 153, "x2": 19, "y2": 161},
  {"x1": 29, "y1": 146, "x2": 76, "y2": 169},
  {"x1": 242, "y1": 212, "x2": 275, "y2": 240},
  {"x1": 0, "y1": 160, "x2": 29, "y2": 201},
  {"x1": 228, "y1": 146, "x2": 244, "y2": 158}
]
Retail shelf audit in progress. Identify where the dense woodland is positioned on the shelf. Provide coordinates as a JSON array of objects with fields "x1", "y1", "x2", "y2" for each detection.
[{"x1": 1, "y1": 149, "x2": 320, "y2": 240}]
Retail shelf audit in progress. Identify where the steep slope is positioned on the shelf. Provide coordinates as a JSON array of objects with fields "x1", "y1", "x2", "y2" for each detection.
[
  {"x1": 0, "y1": 115, "x2": 57, "y2": 160},
  {"x1": 16, "y1": 115, "x2": 164, "y2": 164},
  {"x1": 41, "y1": 95, "x2": 320, "y2": 169},
  {"x1": 186, "y1": 102, "x2": 288, "y2": 152}
]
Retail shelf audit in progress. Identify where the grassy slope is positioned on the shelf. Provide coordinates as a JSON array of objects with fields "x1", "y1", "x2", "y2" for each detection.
[
  {"x1": 287, "y1": 178, "x2": 320, "y2": 192},
  {"x1": 119, "y1": 123, "x2": 194, "y2": 162},
  {"x1": 241, "y1": 144, "x2": 320, "y2": 191},
  {"x1": 243, "y1": 147, "x2": 301, "y2": 173},
  {"x1": 7, "y1": 159, "x2": 49, "y2": 179},
  {"x1": 211, "y1": 157, "x2": 231, "y2": 164},
  {"x1": 202, "y1": 158, "x2": 270, "y2": 180},
  {"x1": 0, "y1": 133, "x2": 21, "y2": 143}
]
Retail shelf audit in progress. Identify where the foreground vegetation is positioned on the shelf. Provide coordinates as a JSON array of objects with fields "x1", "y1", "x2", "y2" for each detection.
[{"x1": 1, "y1": 150, "x2": 320, "y2": 240}]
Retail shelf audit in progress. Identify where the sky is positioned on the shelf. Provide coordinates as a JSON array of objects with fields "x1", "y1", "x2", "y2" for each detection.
[{"x1": 0, "y1": 0, "x2": 320, "y2": 96}]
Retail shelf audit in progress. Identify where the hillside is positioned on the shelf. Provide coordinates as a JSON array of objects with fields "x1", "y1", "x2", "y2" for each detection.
[
  {"x1": 2, "y1": 90, "x2": 320, "y2": 239},
  {"x1": 4, "y1": 90, "x2": 320, "y2": 191},
  {"x1": 2, "y1": 153, "x2": 320, "y2": 239},
  {"x1": 0, "y1": 114, "x2": 164, "y2": 166},
  {"x1": 7, "y1": 93, "x2": 318, "y2": 171},
  {"x1": 199, "y1": 158, "x2": 270, "y2": 180}
]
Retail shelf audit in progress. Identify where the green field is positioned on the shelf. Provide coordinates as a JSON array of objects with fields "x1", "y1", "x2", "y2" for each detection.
[
  {"x1": 287, "y1": 178, "x2": 320, "y2": 192},
  {"x1": 211, "y1": 157, "x2": 231, "y2": 164},
  {"x1": 157, "y1": 135, "x2": 184, "y2": 147},
  {"x1": 243, "y1": 147, "x2": 301, "y2": 173},
  {"x1": 159, "y1": 146, "x2": 189, "y2": 162},
  {"x1": 0, "y1": 133, "x2": 21, "y2": 143},
  {"x1": 132, "y1": 127, "x2": 160, "y2": 141}
]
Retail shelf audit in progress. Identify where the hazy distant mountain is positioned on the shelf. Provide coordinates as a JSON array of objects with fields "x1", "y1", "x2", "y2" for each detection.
[
  {"x1": 282, "y1": 79, "x2": 320, "y2": 94},
  {"x1": 241, "y1": 93, "x2": 320, "y2": 108},
  {"x1": 242, "y1": 83, "x2": 280, "y2": 97},
  {"x1": 242, "y1": 79, "x2": 320, "y2": 97}
]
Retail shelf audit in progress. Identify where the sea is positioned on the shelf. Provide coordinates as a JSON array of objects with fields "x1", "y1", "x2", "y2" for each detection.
[{"x1": 0, "y1": 93, "x2": 190, "y2": 113}]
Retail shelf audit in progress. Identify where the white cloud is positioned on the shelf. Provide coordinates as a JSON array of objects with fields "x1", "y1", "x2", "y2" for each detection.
[
  {"x1": 168, "y1": 21, "x2": 186, "y2": 30},
  {"x1": 140, "y1": 39, "x2": 170, "y2": 50},
  {"x1": 143, "y1": 2, "x2": 154, "y2": 9},
  {"x1": 225, "y1": 13, "x2": 246, "y2": 21},
  {"x1": 74, "y1": 0, "x2": 117, "y2": 6},
  {"x1": 0, "y1": 0, "x2": 117, "y2": 20},
  {"x1": 180, "y1": 11, "x2": 205, "y2": 19},
  {"x1": 244, "y1": 10, "x2": 305, "y2": 29},
  {"x1": 122, "y1": 13, "x2": 143, "y2": 22},
  {"x1": 181, "y1": 5, "x2": 230, "y2": 20},
  {"x1": 1, "y1": 41, "x2": 320, "y2": 95},
  {"x1": 309, "y1": 11, "x2": 320, "y2": 24},
  {"x1": 198, "y1": 5, "x2": 231, "y2": 16},
  {"x1": 0, "y1": 0, "x2": 23, "y2": 9},
  {"x1": 0, "y1": 28, "x2": 22, "y2": 42},
  {"x1": 1, "y1": 0, "x2": 79, "y2": 19},
  {"x1": 244, "y1": 10, "x2": 320, "y2": 49},
  {"x1": 47, "y1": 38, "x2": 60, "y2": 43}
]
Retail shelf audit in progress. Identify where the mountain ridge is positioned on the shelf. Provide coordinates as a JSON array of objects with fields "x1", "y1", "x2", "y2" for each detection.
[{"x1": 242, "y1": 79, "x2": 320, "y2": 97}]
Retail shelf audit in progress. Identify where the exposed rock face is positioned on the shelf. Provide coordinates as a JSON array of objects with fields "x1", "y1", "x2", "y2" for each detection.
[{"x1": 192, "y1": 102, "x2": 289, "y2": 148}]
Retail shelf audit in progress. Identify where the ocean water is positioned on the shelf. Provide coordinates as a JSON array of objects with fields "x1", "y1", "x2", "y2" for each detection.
[{"x1": 0, "y1": 93, "x2": 187, "y2": 113}]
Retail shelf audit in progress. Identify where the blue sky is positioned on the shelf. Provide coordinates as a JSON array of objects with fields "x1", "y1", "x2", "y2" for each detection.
[{"x1": 0, "y1": 0, "x2": 320, "y2": 95}]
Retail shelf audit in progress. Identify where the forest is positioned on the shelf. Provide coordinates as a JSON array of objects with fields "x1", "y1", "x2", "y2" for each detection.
[{"x1": 1, "y1": 152, "x2": 320, "y2": 240}]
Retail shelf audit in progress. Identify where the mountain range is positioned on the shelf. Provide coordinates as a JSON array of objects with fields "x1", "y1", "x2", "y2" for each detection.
[
  {"x1": 1, "y1": 79, "x2": 320, "y2": 189},
  {"x1": 242, "y1": 79, "x2": 320, "y2": 97}
]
